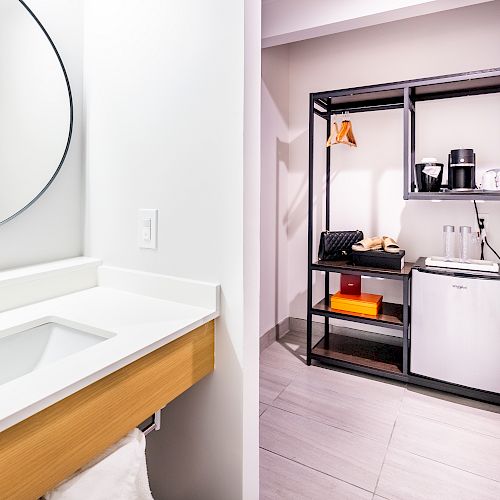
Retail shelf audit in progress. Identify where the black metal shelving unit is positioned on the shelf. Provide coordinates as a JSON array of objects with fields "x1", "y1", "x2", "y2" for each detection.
[
  {"x1": 306, "y1": 67, "x2": 500, "y2": 386},
  {"x1": 307, "y1": 260, "x2": 411, "y2": 382}
]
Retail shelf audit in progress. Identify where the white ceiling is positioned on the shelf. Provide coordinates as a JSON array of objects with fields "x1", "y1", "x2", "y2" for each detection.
[{"x1": 262, "y1": 0, "x2": 494, "y2": 47}]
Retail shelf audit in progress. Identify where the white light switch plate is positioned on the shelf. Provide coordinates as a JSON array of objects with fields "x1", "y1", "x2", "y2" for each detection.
[{"x1": 138, "y1": 209, "x2": 158, "y2": 249}]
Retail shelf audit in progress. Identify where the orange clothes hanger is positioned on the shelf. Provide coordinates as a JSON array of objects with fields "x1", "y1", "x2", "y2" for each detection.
[{"x1": 326, "y1": 113, "x2": 357, "y2": 147}]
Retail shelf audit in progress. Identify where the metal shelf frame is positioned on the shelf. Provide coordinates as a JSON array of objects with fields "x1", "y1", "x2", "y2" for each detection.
[
  {"x1": 309, "y1": 67, "x2": 500, "y2": 202},
  {"x1": 306, "y1": 67, "x2": 500, "y2": 382}
]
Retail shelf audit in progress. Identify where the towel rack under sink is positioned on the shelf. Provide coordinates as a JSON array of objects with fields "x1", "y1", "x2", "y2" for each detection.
[{"x1": 140, "y1": 408, "x2": 163, "y2": 436}]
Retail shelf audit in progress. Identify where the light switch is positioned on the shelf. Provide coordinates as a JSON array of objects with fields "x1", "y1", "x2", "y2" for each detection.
[
  {"x1": 138, "y1": 209, "x2": 158, "y2": 249},
  {"x1": 142, "y1": 218, "x2": 152, "y2": 241}
]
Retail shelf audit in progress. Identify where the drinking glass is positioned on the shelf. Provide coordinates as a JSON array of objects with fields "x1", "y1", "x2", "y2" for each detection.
[{"x1": 443, "y1": 225, "x2": 455, "y2": 259}]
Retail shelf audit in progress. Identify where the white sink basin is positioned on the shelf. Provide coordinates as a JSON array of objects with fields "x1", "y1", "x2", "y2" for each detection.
[{"x1": 0, "y1": 322, "x2": 113, "y2": 385}]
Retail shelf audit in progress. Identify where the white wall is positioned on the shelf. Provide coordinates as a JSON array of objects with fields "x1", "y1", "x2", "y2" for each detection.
[
  {"x1": 243, "y1": 0, "x2": 262, "y2": 492},
  {"x1": 0, "y1": 0, "x2": 83, "y2": 270},
  {"x1": 0, "y1": 1, "x2": 70, "y2": 221},
  {"x1": 84, "y1": 1, "x2": 260, "y2": 498},
  {"x1": 262, "y1": 0, "x2": 493, "y2": 47},
  {"x1": 262, "y1": 1, "x2": 500, "y2": 324},
  {"x1": 260, "y1": 45, "x2": 290, "y2": 336}
]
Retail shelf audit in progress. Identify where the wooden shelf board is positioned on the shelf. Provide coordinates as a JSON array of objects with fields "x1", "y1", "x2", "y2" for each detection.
[
  {"x1": 312, "y1": 333, "x2": 403, "y2": 375},
  {"x1": 312, "y1": 299, "x2": 404, "y2": 329}
]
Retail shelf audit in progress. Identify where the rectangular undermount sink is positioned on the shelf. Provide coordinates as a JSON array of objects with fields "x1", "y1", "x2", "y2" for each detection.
[{"x1": 0, "y1": 322, "x2": 113, "y2": 385}]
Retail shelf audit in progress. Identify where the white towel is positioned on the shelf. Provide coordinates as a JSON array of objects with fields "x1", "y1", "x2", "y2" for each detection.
[{"x1": 44, "y1": 428, "x2": 154, "y2": 500}]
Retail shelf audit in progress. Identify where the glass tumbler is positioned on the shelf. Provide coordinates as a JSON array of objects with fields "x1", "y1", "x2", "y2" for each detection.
[
  {"x1": 443, "y1": 225, "x2": 455, "y2": 259},
  {"x1": 459, "y1": 226, "x2": 472, "y2": 261}
]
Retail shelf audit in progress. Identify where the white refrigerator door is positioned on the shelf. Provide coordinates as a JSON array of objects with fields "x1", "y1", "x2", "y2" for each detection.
[{"x1": 411, "y1": 269, "x2": 500, "y2": 394}]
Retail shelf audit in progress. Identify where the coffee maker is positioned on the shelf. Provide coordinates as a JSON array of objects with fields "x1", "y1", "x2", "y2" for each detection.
[{"x1": 448, "y1": 148, "x2": 476, "y2": 190}]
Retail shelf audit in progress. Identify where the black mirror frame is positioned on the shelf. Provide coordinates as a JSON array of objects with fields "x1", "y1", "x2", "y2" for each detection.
[{"x1": 1, "y1": 0, "x2": 74, "y2": 225}]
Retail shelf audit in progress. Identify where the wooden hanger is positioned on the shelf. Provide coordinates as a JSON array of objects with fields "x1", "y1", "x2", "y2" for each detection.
[
  {"x1": 326, "y1": 113, "x2": 357, "y2": 147},
  {"x1": 344, "y1": 119, "x2": 357, "y2": 147},
  {"x1": 326, "y1": 117, "x2": 338, "y2": 147}
]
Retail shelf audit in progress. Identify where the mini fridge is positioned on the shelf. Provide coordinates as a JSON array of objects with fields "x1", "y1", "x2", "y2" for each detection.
[{"x1": 411, "y1": 266, "x2": 500, "y2": 394}]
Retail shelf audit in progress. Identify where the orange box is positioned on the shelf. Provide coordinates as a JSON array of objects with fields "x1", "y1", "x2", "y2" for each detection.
[{"x1": 330, "y1": 292, "x2": 382, "y2": 316}]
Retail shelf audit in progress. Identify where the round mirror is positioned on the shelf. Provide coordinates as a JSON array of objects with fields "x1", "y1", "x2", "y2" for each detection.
[{"x1": 0, "y1": 0, "x2": 73, "y2": 224}]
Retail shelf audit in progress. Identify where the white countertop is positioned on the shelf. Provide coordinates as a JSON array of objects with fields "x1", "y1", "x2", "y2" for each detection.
[{"x1": 0, "y1": 259, "x2": 219, "y2": 432}]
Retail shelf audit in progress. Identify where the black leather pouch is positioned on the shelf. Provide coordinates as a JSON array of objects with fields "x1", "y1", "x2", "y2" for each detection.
[{"x1": 318, "y1": 230, "x2": 364, "y2": 261}]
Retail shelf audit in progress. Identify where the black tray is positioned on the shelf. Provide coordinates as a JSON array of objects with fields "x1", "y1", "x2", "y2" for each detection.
[{"x1": 352, "y1": 249, "x2": 405, "y2": 270}]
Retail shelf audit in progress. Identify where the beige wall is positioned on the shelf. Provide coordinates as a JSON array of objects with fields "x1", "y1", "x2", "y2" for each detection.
[
  {"x1": 262, "y1": 1, "x2": 500, "y2": 328},
  {"x1": 262, "y1": 0, "x2": 493, "y2": 47},
  {"x1": 260, "y1": 45, "x2": 290, "y2": 336},
  {"x1": 288, "y1": 0, "x2": 500, "y2": 321}
]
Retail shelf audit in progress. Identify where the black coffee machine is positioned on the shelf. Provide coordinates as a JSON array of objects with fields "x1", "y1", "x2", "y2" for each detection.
[{"x1": 448, "y1": 148, "x2": 476, "y2": 190}]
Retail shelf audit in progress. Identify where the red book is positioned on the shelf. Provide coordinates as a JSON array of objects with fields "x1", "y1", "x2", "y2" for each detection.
[{"x1": 340, "y1": 274, "x2": 361, "y2": 295}]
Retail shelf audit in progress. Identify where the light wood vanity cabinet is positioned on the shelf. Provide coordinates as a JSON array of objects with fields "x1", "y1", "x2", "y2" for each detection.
[{"x1": 0, "y1": 320, "x2": 215, "y2": 500}]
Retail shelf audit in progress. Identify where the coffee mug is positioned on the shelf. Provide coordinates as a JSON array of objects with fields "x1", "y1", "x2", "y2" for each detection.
[{"x1": 482, "y1": 169, "x2": 500, "y2": 191}]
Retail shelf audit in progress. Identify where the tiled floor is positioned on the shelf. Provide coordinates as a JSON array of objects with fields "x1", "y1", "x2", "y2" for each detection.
[{"x1": 259, "y1": 330, "x2": 500, "y2": 500}]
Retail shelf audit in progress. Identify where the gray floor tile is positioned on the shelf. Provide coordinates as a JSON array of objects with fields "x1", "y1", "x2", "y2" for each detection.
[
  {"x1": 278, "y1": 329, "x2": 306, "y2": 342},
  {"x1": 260, "y1": 329, "x2": 500, "y2": 498},
  {"x1": 260, "y1": 406, "x2": 387, "y2": 492},
  {"x1": 273, "y1": 376, "x2": 399, "y2": 444},
  {"x1": 401, "y1": 387, "x2": 500, "y2": 439},
  {"x1": 376, "y1": 448, "x2": 500, "y2": 500},
  {"x1": 260, "y1": 449, "x2": 372, "y2": 500},
  {"x1": 260, "y1": 363, "x2": 291, "y2": 405},
  {"x1": 278, "y1": 330, "x2": 315, "y2": 349},
  {"x1": 260, "y1": 341, "x2": 307, "y2": 376},
  {"x1": 390, "y1": 413, "x2": 500, "y2": 482},
  {"x1": 290, "y1": 362, "x2": 405, "y2": 409},
  {"x1": 260, "y1": 403, "x2": 269, "y2": 416}
]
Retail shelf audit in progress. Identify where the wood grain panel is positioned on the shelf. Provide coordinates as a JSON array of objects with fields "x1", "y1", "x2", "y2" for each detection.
[{"x1": 0, "y1": 320, "x2": 214, "y2": 500}]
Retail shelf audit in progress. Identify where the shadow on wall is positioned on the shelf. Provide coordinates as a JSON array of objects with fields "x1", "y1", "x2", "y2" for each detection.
[
  {"x1": 273, "y1": 137, "x2": 289, "y2": 331},
  {"x1": 287, "y1": 109, "x2": 403, "y2": 319},
  {"x1": 397, "y1": 200, "x2": 500, "y2": 263},
  {"x1": 398, "y1": 203, "x2": 439, "y2": 262},
  {"x1": 285, "y1": 123, "x2": 329, "y2": 321},
  {"x1": 284, "y1": 128, "x2": 311, "y2": 240},
  {"x1": 287, "y1": 110, "x2": 401, "y2": 236},
  {"x1": 284, "y1": 105, "x2": 500, "y2": 321}
]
